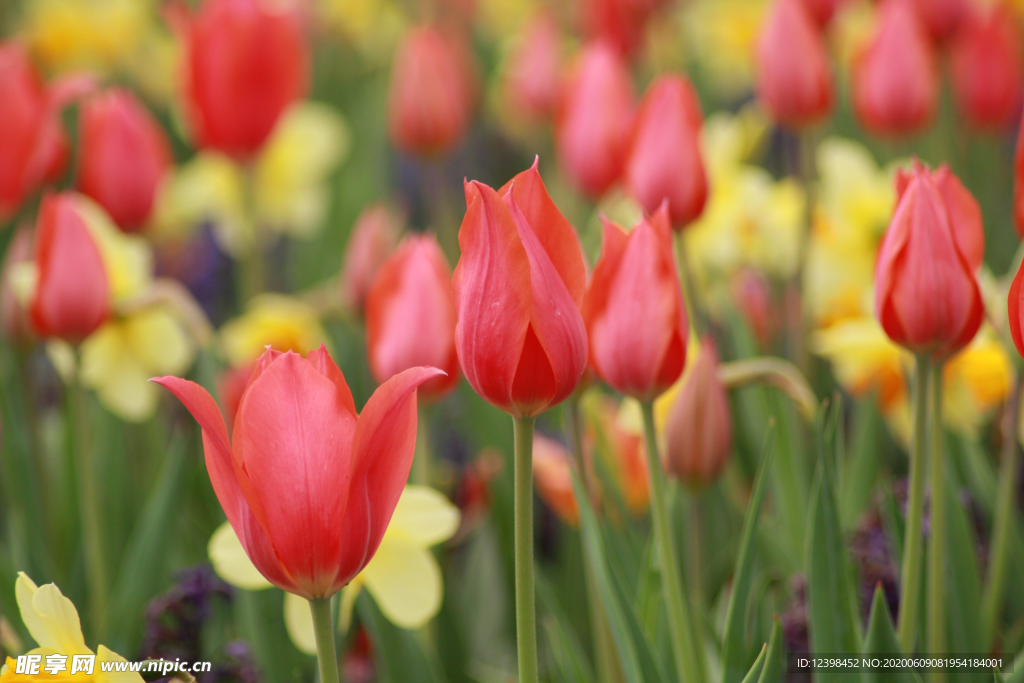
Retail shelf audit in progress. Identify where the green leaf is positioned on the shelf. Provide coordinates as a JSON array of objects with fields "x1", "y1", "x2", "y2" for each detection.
[
  {"x1": 756, "y1": 617, "x2": 784, "y2": 683},
  {"x1": 536, "y1": 572, "x2": 595, "y2": 683},
  {"x1": 741, "y1": 644, "x2": 768, "y2": 683},
  {"x1": 721, "y1": 424, "x2": 776, "y2": 683},
  {"x1": 1002, "y1": 648, "x2": 1024, "y2": 683},
  {"x1": 806, "y1": 404, "x2": 861, "y2": 675},
  {"x1": 106, "y1": 431, "x2": 190, "y2": 652},
  {"x1": 863, "y1": 584, "x2": 918, "y2": 683},
  {"x1": 943, "y1": 471, "x2": 985, "y2": 683}
]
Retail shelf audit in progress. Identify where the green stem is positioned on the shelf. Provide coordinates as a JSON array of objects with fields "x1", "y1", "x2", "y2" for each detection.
[
  {"x1": 982, "y1": 375, "x2": 1019, "y2": 646},
  {"x1": 513, "y1": 416, "x2": 539, "y2": 683},
  {"x1": 68, "y1": 369, "x2": 107, "y2": 639},
  {"x1": 309, "y1": 597, "x2": 340, "y2": 683},
  {"x1": 897, "y1": 355, "x2": 931, "y2": 653},
  {"x1": 927, "y1": 363, "x2": 946, "y2": 681},
  {"x1": 673, "y1": 232, "x2": 705, "y2": 338},
  {"x1": 640, "y1": 402, "x2": 704, "y2": 683}
]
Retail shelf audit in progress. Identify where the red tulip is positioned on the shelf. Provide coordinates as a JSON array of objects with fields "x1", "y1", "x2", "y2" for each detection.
[
  {"x1": 623, "y1": 75, "x2": 708, "y2": 228},
  {"x1": 365, "y1": 235, "x2": 459, "y2": 400},
  {"x1": 78, "y1": 89, "x2": 172, "y2": 232},
  {"x1": 756, "y1": 0, "x2": 834, "y2": 130},
  {"x1": 894, "y1": 164, "x2": 984, "y2": 271},
  {"x1": 502, "y1": 12, "x2": 563, "y2": 121},
  {"x1": 29, "y1": 193, "x2": 110, "y2": 343},
  {"x1": 154, "y1": 346, "x2": 444, "y2": 599},
  {"x1": 1008, "y1": 249, "x2": 1024, "y2": 360},
  {"x1": 664, "y1": 338, "x2": 732, "y2": 489},
  {"x1": 579, "y1": 0, "x2": 657, "y2": 57},
  {"x1": 555, "y1": 41, "x2": 634, "y2": 198},
  {"x1": 453, "y1": 159, "x2": 588, "y2": 418},
  {"x1": 1015, "y1": 111, "x2": 1024, "y2": 238},
  {"x1": 532, "y1": 435, "x2": 580, "y2": 525},
  {"x1": 852, "y1": 0, "x2": 938, "y2": 137},
  {"x1": 183, "y1": 0, "x2": 308, "y2": 159},
  {"x1": 950, "y1": 5, "x2": 1024, "y2": 130},
  {"x1": 875, "y1": 161, "x2": 983, "y2": 360},
  {"x1": 800, "y1": 0, "x2": 848, "y2": 27},
  {"x1": 388, "y1": 25, "x2": 476, "y2": 156},
  {"x1": 912, "y1": 0, "x2": 968, "y2": 43},
  {"x1": 583, "y1": 203, "x2": 688, "y2": 401},
  {"x1": 0, "y1": 44, "x2": 73, "y2": 219},
  {"x1": 339, "y1": 204, "x2": 401, "y2": 314}
]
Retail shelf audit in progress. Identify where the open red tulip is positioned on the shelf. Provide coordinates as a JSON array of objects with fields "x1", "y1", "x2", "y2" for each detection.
[
  {"x1": 183, "y1": 0, "x2": 308, "y2": 159},
  {"x1": 366, "y1": 235, "x2": 459, "y2": 400},
  {"x1": 623, "y1": 75, "x2": 708, "y2": 228},
  {"x1": 875, "y1": 161, "x2": 983, "y2": 360},
  {"x1": 756, "y1": 0, "x2": 834, "y2": 130},
  {"x1": 453, "y1": 159, "x2": 588, "y2": 418},
  {"x1": 29, "y1": 193, "x2": 110, "y2": 343},
  {"x1": 852, "y1": 0, "x2": 938, "y2": 137},
  {"x1": 154, "y1": 346, "x2": 444, "y2": 599},
  {"x1": 583, "y1": 203, "x2": 688, "y2": 402},
  {"x1": 78, "y1": 88, "x2": 172, "y2": 232}
]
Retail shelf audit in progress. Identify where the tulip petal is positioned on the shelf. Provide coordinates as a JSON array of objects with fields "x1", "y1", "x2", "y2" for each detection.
[
  {"x1": 505, "y1": 191, "x2": 587, "y2": 414},
  {"x1": 361, "y1": 536, "x2": 443, "y2": 629},
  {"x1": 452, "y1": 181, "x2": 531, "y2": 413},
  {"x1": 232, "y1": 352, "x2": 357, "y2": 596},
  {"x1": 500, "y1": 159, "x2": 587, "y2": 306},
  {"x1": 208, "y1": 521, "x2": 273, "y2": 591},
  {"x1": 1009, "y1": 259, "x2": 1024, "y2": 359},
  {"x1": 305, "y1": 344, "x2": 356, "y2": 418},
  {"x1": 337, "y1": 366, "x2": 445, "y2": 586}
]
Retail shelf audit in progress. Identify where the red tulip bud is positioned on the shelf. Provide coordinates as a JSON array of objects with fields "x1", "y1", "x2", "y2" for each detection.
[
  {"x1": 1015, "y1": 111, "x2": 1024, "y2": 238},
  {"x1": 183, "y1": 0, "x2": 308, "y2": 159},
  {"x1": 387, "y1": 25, "x2": 477, "y2": 156},
  {"x1": 555, "y1": 41, "x2": 634, "y2": 198},
  {"x1": 0, "y1": 44, "x2": 71, "y2": 219},
  {"x1": 339, "y1": 205, "x2": 401, "y2": 314},
  {"x1": 78, "y1": 89, "x2": 172, "y2": 232},
  {"x1": 756, "y1": 0, "x2": 834, "y2": 130},
  {"x1": 453, "y1": 159, "x2": 588, "y2": 418},
  {"x1": 366, "y1": 235, "x2": 459, "y2": 400},
  {"x1": 1008, "y1": 246, "x2": 1024, "y2": 360},
  {"x1": 502, "y1": 12, "x2": 563, "y2": 121},
  {"x1": 912, "y1": 0, "x2": 968, "y2": 43},
  {"x1": 29, "y1": 193, "x2": 110, "y2": 343},
  {"x1": 583, "y1": 203, "x2": 688, "y2": 401},
  {"x1": 950, "y1": 5, "x2": 1024, "y2": 130},
  {"x1": 875, "y1": 161, "x2": 983, "y2": 360},
  {"x1": 665, "y1": 338, "x2": 732, "y2": 489},
  {"x1": 579, "y1": 0, "x2": 658, "y2": 57},
  {"x1": 532, "y1": 434, "x2": 579, "y2": 525},
  {"x1": 894, "y1": 164, "x2": 984, "y2": 271},
  {"x1": 852, "y1": 0, "x2": 938, "y2": 137},
  {"x1": 155, "y1": 346, "x2": 444, "y2": 599},
  {"x1": 623, "y1": 75, "x2": 708, "y2": 228}
]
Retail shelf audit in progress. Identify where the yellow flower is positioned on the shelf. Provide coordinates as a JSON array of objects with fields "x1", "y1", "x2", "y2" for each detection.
[
  {"x1": 316, "y1": 0, "x2": 406, "y2": 62},
  {"x1": 22, "y1": 0, "x2": 150, "y2": 74},
  {"x1": 208, "y1": 485, "x2": 460, "y2": 654},
  {"x1": 811, "y1": 317, "x2": 909, "y2": 414},
  {"x1": 0, "y1": 573, "x2": 143, "y2": 682},
  {"x1": 80, "y1": 305, "x2": 194, "y2": 423},
  {"x1": 219, "y1": 294, "x2": 328, "y2": 368},
  {"x1": 683, "y1": 0, "x2": 767, "y2": 99},
  {"x1": 943, "y1": 327, "x2": 1014, "y2": 435},
  {"x1": 77, "y1": 198, "x2": 153, "y2": 304},
  {"x1": 151, "y1": 102, "x2": 350, "y2": 257}
]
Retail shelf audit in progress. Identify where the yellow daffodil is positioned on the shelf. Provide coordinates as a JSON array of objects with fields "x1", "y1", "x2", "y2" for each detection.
[
  {"x1": 943, "y1": 327, "x2": 1014, "y2": 435},
  {"x1": 151, "y1": 102, "x2": 350, "y2": 257},
  {"x1": 683, "y1": 0, "x2": 767, "y2": 99},
  {"x1": 316, "y1": 0, "x2": 407, "y2": 62},
  {"x1": 208, "y1": 486, "x2": 461, "y2": 654},
  {"x1": 811, "y1": 316, "x2": 909, "y2": 413},
  {"x1": 685, "y1": 110, "x2": 805, "y2": 296},
  {"x1": 0, "y1": 573, "x2": 143, "y2": 682},
  {"x1": 219, "y1": 294, "x2": 328, "y2": 368}
]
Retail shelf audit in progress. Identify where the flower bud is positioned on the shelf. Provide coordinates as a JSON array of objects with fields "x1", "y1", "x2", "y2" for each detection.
[
  {"x1": 579, "y1": 0, "x2": 658, "y2": 57},
  {"x1": 852, "y1": 0, "x2": 938, "y2": 137},
  {"x1": 502, "y1": 12, "x2": 563, "y2": 122},
  {"x1": 875, "y1": 161, "x2": 982, "y2": 360},
  {"x1": 949, "y1": 5, "x2": 1023, "y2": 130},
  {"x1": 365, "y1": 235, "x2": 459, "y2": 400},
  {"x1": 912, "y1": 0, "x2": 967, "y2": 43},
  {"x1": 387, "y1": 25, "x2": 476, "y2": 156},
  {"x1": 78, "y1": 89, "x2": 172, "y2": 232},
  {"x1": 339, "y1": 205, "x2": 400, "y2": 315},
  {"x1": 664, "y1": 338, "x2": 732, "y2": 489},
  {"x1": 183, "y1": 0, "x2": 308, "y2": 159},
  {"x1": 29, "y1": 193, "x2": 111, "y2": 343},
  {"x1": 756, "y1": 0, "x2": 834, "y2": 130},
  {"x1": 532, "y1": 434, "x2": 579, "y2": 526},
  {"x1": 555, "y1": 41, "x2": 634, "y2": 199},
  {"x1": 623, "y1": 75, "x2": 708, "y2": 228}
]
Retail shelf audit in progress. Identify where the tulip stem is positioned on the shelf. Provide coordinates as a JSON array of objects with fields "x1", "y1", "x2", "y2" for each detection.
[
  {"x1": 897, "y1": 354, "x2": 931, "y2": 653},
  {"x1": 640, "y1": 402, "x2": 705, "y2": 683},
  {"x1": 308, "y1": 597, "x2": 340, "y2": 683},
  {"x1": 982, "y1": 374, "x2": 1020, "y2": 646},
  {"x1": 67, "y1": 369, "x2": 108, "y2": 639},
  {"x1": 673, "y1": 232, "x2": 705, "y2": 338},
  {"x1": 926, "y1": 363, "x2": 946, "y2": 680},
  {"x1": 513, "y1": 415, "x2": 540, "y2": 683}
]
